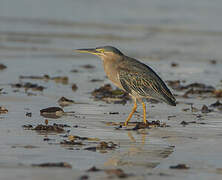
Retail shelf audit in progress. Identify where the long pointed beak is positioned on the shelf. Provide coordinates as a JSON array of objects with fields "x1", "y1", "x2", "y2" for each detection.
[{"x1": 74, "y1": 48, "x2": 99, "y2": 55}]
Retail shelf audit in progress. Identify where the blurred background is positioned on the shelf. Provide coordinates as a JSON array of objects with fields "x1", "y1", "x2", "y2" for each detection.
[{"x1": 1, "y1": 0, "x2": 222, "y2": 62}]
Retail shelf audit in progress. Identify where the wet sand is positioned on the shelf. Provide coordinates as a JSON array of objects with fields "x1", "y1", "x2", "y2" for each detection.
[{"x1": 1, "y1": 1, "x2": 222, "y2": 179}]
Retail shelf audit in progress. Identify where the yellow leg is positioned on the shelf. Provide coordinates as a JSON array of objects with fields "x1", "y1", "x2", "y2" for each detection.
[
  {"x1": 124, "y1": 101, "x2": 137, "y2": 126},
  {"x1": 142, "y1": 102, "x2": 148, "y2": 124}
]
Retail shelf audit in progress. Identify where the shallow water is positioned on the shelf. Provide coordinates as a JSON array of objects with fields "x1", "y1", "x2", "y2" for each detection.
[{"x1": 0, "y1": 0, "x2": 222, "y2": 180}]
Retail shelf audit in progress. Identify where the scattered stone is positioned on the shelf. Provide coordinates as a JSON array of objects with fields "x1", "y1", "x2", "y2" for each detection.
[
  {"x1": 0, "y1": 106, "x2": 8, "y2": 114},
  {"x1": 91, "y1": 84, "x2": 130, "y2": 104},
  {"x1": 40, "y1": 107, "x2": 64, "y2": 118},
  {"x1": 32, "y1": 162, "x2": 72, "y2": 168},
  {"x1": 170, "y1": 164, "x2": 190, "y2": 169},
  {"x1": 201, "y1": 105, "x2": 213, "y2": 113},
  {"x1": 71, "y1": 84, "x2": 78, "y2": 91},
  {"x1": 58, "y1": 97, "x2": 75, "y2": 107},
  {"x1": 11, "y1": 82, "x2": 45, "y2": 91},
  {"x1": 0, "y1": 64, "x2": 7, "y2": 70}
]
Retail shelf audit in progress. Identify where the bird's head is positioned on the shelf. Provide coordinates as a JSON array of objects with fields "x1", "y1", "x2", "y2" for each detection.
[{"x1": 74, "y1": 46, "x2": 123, "y2": 61}]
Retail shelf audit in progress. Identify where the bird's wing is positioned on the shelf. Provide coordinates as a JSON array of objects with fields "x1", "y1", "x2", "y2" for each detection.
[{"x1": 118, "y1": 60, "x2": 176, "y2": 106}]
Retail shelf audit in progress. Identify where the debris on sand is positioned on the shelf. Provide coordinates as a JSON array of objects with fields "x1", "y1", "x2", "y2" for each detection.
[
  {"x1": 11, "y1": 82, "x2": 45, "y2": 91},
  {"x1": 33, "y1": 124, "x2": 65, "y2": 133},
  {"x1": 86, "y1": 166, "x2": 131, "y2": 178},
  {"x1": 169, "y1": 164, "x2": 190, "y2": 169},
  {"x1": 40, "y1": 107, "x2": 64, "y2": 118},
  {"x1": 96, "y1": 141, "x2": 118, "y2": 150},
  {"x1": 183, "y1": 88, "x2": 214, "y2": 98},
  {"x1": 51, "y1": 76, "x2": 69, "y2": 85},
  {"x1": 213, "y1": 89, "x2": 222, "y2": 97},
  {"x1": 11, "y1": 145, "x2": 39, "y2": 149},
  {"x1": 109, "y1": 112, "x2": 119, "y2": 114},
  {"x1": 0, "y1": 106, "x2": 8, "y2": 114},
  {"x1": 201, "y1": 105, "x2": 213, "y2": 113},
  {"x1": 131, "y1": 121, "x2": 168, "y2": 130},
  {"x1": 19, "y1": 74, "x2": 50, "y2": 80},
  {"x1": 167, "y1": 81, "x2": 214, "y2": 91},
  {"x1": 91, "y1": 84, "x2": 130, "y2": 104},
  {"x1": 66, "y1": 135, "x2": 99, "y2": 141},
  {"x1": 171, "y1": 62, "x2": 179, "y2": 67},
  {"x1": 25, "y1": 112, "x2": 32, "y2": 117},
  {"x1": 23, "y1": 120, "x2": 66, "y2": 133},
  {"x1": 70, "y1": 69, "x2": 79, "y2": 73},
  {"x1": 58, "y1": 97, "x2": 75, "y2": 107},
  {"x1": 60, "y1": 135, "x2": 99, "y2": 146},
  {"x1": 167, "y1": 81, "x2": 218, "y2": 98},
  {"x1": 32, "y1": 162, "x2": 72, "y2": 168},
  {"x1": 81, "y1": 64, "x2": 95, "y2": 69},
  {"x1": 79, "y1": 175, "x2": 89, "y2": 180},
  {"x1": 71, "y1": 84, "x2": 78, "y2": 91},
  {"x1": 19, "y1": 75, "x2": 69, "y2": 84},
  {"x1": 0, "y1": 64, "x2": 7, "y2": 70},
  {"x1": 84, "y1": 141, "x2": 118, "y2": 152},
  {"x1": 166, "y1": 80, "x2": 181, "y2": 90},
  {"x1": 87, "y1": 166, "x2": 101, "y2": 172},
  {"x1": 209, "y1": 59, "x2": 217, "y2": 64},
  {"x1": 105, "y1": 168, "x2": 129, "y2": 178},
  {"x1": 22, "y1": 124, "x2": 33, "y2": 129},
  {"x1": 60, "y1": 139, "x2": 83, "y2": 146},
  {"x1": 210, "y1": 100, "x2": 222, "y2": 108},
  {"x1": 90, "y1": 79, "x2": 104, "y2": 82},
  {"x1": 180, "y1": 121, "x2": 206, "y2": 126}
]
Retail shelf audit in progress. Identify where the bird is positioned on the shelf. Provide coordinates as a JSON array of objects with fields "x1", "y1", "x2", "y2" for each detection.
[{"x1": 75, "y1": 46, "x2": 176, "y2": 126}]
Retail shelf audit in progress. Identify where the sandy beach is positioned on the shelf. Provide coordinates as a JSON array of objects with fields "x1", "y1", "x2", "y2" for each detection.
[{"x1": 0, "y1": 0, "x2": 222, "y2": 179}]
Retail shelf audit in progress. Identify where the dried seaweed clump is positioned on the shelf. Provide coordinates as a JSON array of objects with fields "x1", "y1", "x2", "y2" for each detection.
[
  {"x1": 32, "y1": 162, "x2": 71, "y2": 168},
  {"x1": 91, "y1": 84, "x2": 130, "y2": 104},
  {"x1": 0, "y1": 106, "x2": 8, "y2": 114}
]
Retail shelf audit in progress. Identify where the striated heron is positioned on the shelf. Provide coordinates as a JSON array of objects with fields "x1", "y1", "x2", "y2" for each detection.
[{"x1": 75, "y1": 46, "x2": 176, "y2": 126}]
